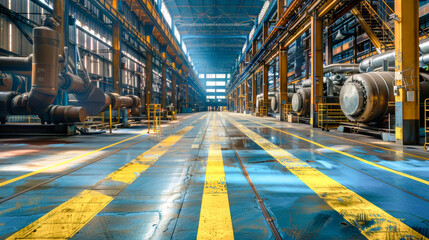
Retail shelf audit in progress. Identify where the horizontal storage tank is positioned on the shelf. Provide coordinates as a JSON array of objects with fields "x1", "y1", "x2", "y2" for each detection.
[
  {"x1": 339, "y1": 72, "x2": 429, "y2": 123},
  {"x1": 291, "y1": 88, "x2": 311, "y2": 116}
]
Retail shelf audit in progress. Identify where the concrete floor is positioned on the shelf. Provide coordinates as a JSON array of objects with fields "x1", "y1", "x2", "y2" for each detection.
[{"x1": 0, "y1": 112, "x2": 429, "y2": 239}]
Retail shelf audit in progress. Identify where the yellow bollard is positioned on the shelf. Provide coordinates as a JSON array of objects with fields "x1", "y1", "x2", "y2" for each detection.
[
  {"x1": 109, "y1": 105, "x2": 112, "y2": 134},
  {"x1": 28, "y1": 115, "x2": 31, "y2": 123}
]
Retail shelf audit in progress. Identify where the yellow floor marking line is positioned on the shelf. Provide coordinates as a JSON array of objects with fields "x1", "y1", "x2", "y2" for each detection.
[
  {"x1": 261, "y1": 116, "x2": 429, "y2": 161},
  {"x1": 0, "y1": 132, "x2": 147, "y2": 187},
  {"x1": 236, "y1": 115, "x2": 429, "y2": 186},
  {"x1": 227, "y1": 116, "x2": 426, "y2": 240},
  {"x1": 197, "y1": 114, "x2": 234, "y2": 240},
  {"x1": 7, "y1": 126, "x2": 193, "y2": 240},
  {"x1": 199, "y1": 114, "x2": 208, "y2": 120}
]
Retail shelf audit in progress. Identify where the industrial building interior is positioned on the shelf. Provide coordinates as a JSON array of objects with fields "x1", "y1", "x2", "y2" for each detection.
[{"x1": 1, "y1": 0, "x2": 429, "y2": 239}]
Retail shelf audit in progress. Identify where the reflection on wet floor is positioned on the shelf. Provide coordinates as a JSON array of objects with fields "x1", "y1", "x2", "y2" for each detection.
[{"x1": 0, "y1": 112, "x2": 428, "y2": 239}]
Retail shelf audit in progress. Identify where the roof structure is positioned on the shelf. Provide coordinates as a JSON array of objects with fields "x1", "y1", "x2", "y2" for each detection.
[{"x1": 163, "y1": 0, "x2": 266, "y2": 73}]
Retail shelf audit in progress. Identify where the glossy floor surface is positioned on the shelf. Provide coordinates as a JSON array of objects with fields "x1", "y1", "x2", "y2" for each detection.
[{"x1": 1, "y1": 112, "x2": 429, "y2": 239}]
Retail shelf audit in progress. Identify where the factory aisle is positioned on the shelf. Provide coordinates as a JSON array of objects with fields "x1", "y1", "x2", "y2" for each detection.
[{"x1": 1, "y1": 112, "x2": 429, "y2": 239}]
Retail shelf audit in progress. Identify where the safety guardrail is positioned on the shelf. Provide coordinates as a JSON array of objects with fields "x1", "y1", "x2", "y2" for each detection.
[
  {"x1": 318, "y1": 103, "x2": 348, "y2": 130},
  {"x1": 148, "y1": 104, "x2": 161, "y2": 134}
]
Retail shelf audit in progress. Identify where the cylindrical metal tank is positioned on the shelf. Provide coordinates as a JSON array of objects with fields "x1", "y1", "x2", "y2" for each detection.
[
  {"x1": 339, "y1": 72, "x2": 429, "y2": 123},
  {"x1": 291, "y1": 87, "x2": 311, "y2": 116},
  {"x1": 340, "y1": 72, "x2": 394, "y2": 122}
]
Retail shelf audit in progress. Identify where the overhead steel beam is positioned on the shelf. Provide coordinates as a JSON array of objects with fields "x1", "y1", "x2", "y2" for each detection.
[
  {"x1": 182, "y1": 35, "x2": 248, "y2": 40},
  {"x1": 177, "y1": 23, "x2": 252, "y2": 27}
]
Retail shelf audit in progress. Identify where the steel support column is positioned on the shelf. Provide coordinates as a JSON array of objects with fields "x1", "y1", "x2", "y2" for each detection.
[
  {"x1": 245, "y1": 79, "x2": 249, "y2": 113},
  {"x1": 395, "y1": 0, "x2": 420, "y2": 144},
  {"x1": 145, "y1": 52, "x2": 152, "y2": 107},
  {"x1": 252, "y1": 73, "x2": 257, "y2": 113},
  {"x1": 277, "y1": 0, "x2": 284, "y2": 21},
  {"x1": 186, "y1": 83, "x2": 189, "y2": 109},
  {"x1": 113, "y1": 22, "x2": 121, "y2": 94},
  {"x1": 310, "y1": 13, "x2": 323, "y2": 127},
  {"x1": 263, "y1": 22, "x2": 269, "y2": 42},
  {"x1": 54, "y1": 0, "x2": 64, "y2": 57},
  {"x1": 325, "y1": 27, "x2": 332, "y2": 65},
  {"x1": 263, "y1": 63, "x2": 269, "y2": 116},
  {"x1": 252, "y1": 41, "x2": 257, "y2": 56},
  {"x1": 172, "y1": 73, "x2": 176, "y2": 110},
  {"x1": 161, "y1": 62, "x2": 166, "y2": 108},
  {"x1": 144, "y1": 24, "x2": 154, "y2": 44},
  {"x1": 279, "y1": 47, "x2": 288, "y2": 121}
]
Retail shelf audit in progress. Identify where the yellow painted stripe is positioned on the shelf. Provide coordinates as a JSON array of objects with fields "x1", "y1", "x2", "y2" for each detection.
[
  {"x1": 227, "y1": 116, "x2": 427, "y2": 240},
  {"x1": 0, "y1": 132, "x2": 147, "y2": 187},
  {"x1": 257, "y1": 116, "x2": 429, "y2": 161},
  {"x1": 237, "y1": 115, "x2": 429, "y2": 186},
  {"x1": 197, "y1": 114, "x2": 234, "y2": 240},
  {"x1": 7, "y1": 126, "x2": 193, "y2": 240},
  {"x1": 199, "y1": 114, "x2": 208, "y2": 120}
]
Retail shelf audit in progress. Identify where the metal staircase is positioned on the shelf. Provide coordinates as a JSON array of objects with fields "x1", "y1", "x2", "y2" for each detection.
[{"x1": 352, "y1": 0, "x2": 395, "y2": 52}]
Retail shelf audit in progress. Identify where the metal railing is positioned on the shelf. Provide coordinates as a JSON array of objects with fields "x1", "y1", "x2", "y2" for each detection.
[
  {"x1": 148, "y1": 104, "x2": 161, "y2": 134},
  {"x1": 282, "y1": 104, "x2": 292, "y2": 120},
  {"x1": 318, "y1": 103, "x2": 348, "y2": 130}
]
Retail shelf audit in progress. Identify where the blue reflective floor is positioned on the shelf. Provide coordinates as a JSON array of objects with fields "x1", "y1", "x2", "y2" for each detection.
[{"x1": 1, "y1": 112, "x2": 429, "y2": 239}]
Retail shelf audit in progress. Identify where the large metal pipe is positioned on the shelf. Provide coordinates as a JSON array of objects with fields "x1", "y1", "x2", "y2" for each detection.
[
  {"x1": 324, "y1": 64, "x2": 360, "y2": 74},
  {"x1": 291, "y1": 87, "x2": 311, "y2": 116},
  {"x1": 359, "y1": 51, "x2": 396, "y2": 73},
  {"x1": 0, "y1": 25, "x2": 86, "y2": 123},
  {"x1": 0, "y1": 55, "x2": 32, "y2": 76},
  {"x1": 0, "y1": 74, "x2": 26, "y2": 92},
  {"x1": 360, "y1": 39, "x2": 429, "y2": 73},
  {"x1": 339, "y1": 72, "x2": 429, "y2": 123},
  {"x1": 27, "y1": 26, "x2": 60, "y2": 112}
]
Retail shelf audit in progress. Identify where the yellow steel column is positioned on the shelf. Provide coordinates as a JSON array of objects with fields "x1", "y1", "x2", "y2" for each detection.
[
  {"x1": 252, "y1": 73, "x2": 257, "y2": 113},
  {"x1": 395, "y1": 0, "x2": 420, "y2": 145},
  {"x1": 263, "y1": 63, "x2": 269, "y2": 116},
  {"x1": 161, "y1": 61, "x2": 167, "y2": 108},
  {"x1": 277, "y1": 0, "x2": 284, "y2": 21},
  {"x1": 252, "y1": 41, "x2": 257, "y2": 56},
  {"x1": 186, "y1": 83, "x2": 189, "y2": 109},
  {"x1": 145, "y1": 52, "x2": 152, "y2": 107},
  {"x1": 113, "y1": 22, "x2": 121, "y2": 94},
  {"x1": 263, "y1": 22, "x2": 269, "y2": 42},
  {"x1": 172, "y1": 73, "x2": 176, "y2": 110},
  {"x1": 245, "y1": 79, "x2": 249, "y2": 113},
  {"x1": 279, "y1": 47, "x2": 288, "y2": 121},
  {"x1": 237, "y1": 85, "x2": 243, "y2": 113},
  {"x1": 310, "y1": 12, "x2": 323, "y2": 127}
]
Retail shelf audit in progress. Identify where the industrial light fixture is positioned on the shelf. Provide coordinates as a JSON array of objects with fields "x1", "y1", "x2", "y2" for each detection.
[{"x1": 334, "y1": 29, "x2": 345, "y2": 41}]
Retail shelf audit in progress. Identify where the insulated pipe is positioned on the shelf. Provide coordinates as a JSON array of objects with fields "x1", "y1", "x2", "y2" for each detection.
[
  {"x1": 102, "y1": 93, "x2": 141, "y2": 112},
  {"x1": 419, "y1": 38, "x2": 429, "y2": 54},
  {"x1": 0, "y1": 55, "x2": 32, "y2": 76},
  {"x1": 61, "y1": 73, "x2": 106, "y2": 115},
  {"x1": 323, "y1": 64, "x2": 360, "y2": 74},
  {"x1": 360, "y1": 39, "x2": 429, "y2": 73},
  {"x1": 27, "y1": 26, "x2": 60, "y2": 112},
  {"x1": 359, "y1": 51, "x2": 396, "y2": 73},
  {"x1": 0, "y1": 74, "x2": 26, "y2": 92},
  {"x1": 3, "y1": 26, "x2": 87, "y2": 123}
]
